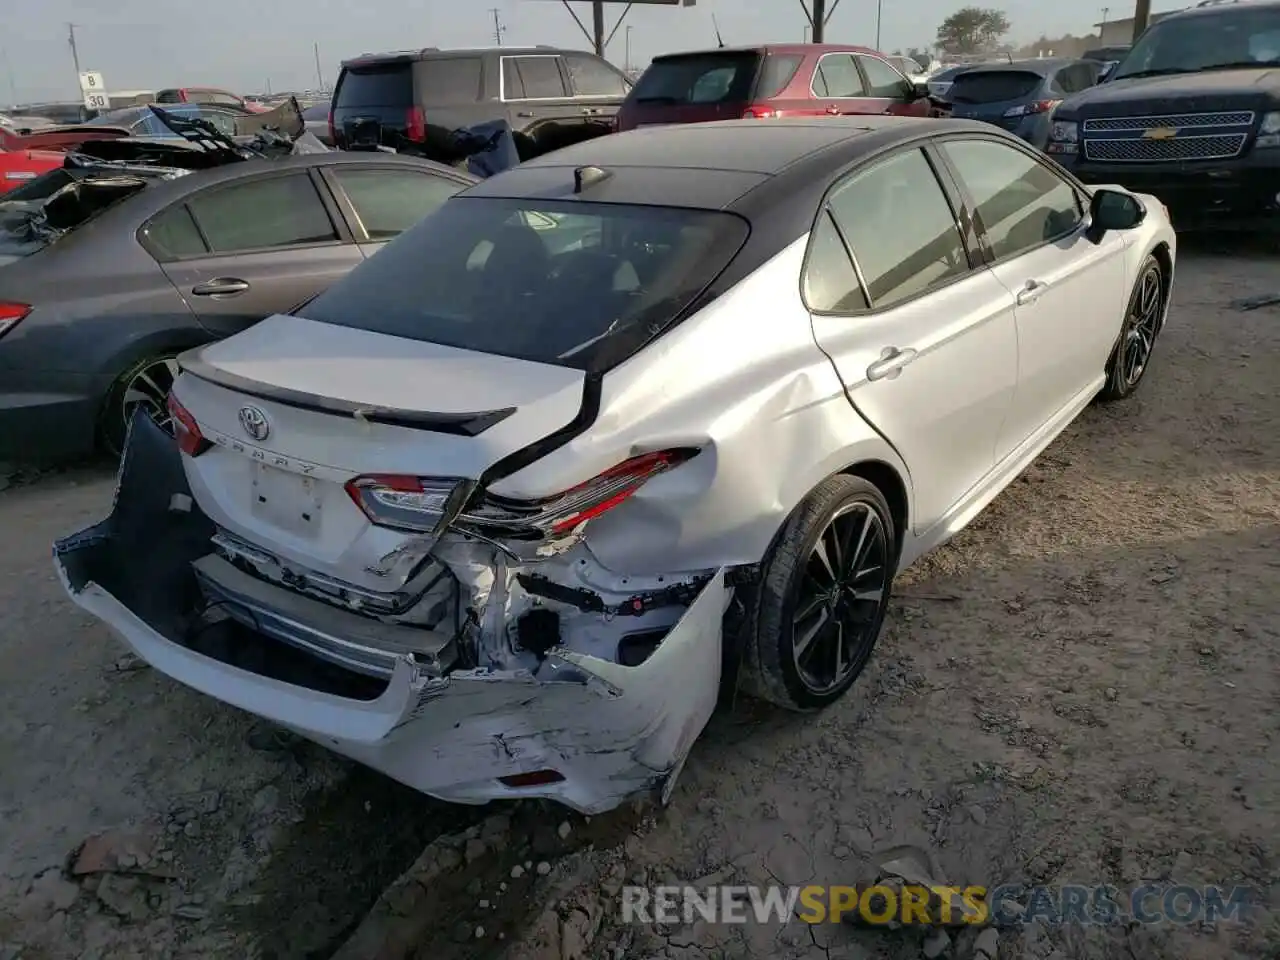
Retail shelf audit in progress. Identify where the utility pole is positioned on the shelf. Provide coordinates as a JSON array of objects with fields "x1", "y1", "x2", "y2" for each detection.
[
  {"x1": 1099, "y1": 5, "x2": 1110, "y2": 34},
  {"x1": 67, "y1": 22, "x2": 82, "y2": 94},
  {"x1": 812, "y1": 0, "x2": 826, "y2": 43},
  {"x1": 314, "y1": 41, "x2": 326, "y2": 92},
  {"x1": 875, "y1": 0, "x2": 883, "y2": 49},
  {"x1": 592, "y1": 1, "x2": 606, "y2": 57},
  {"x1": 624, "y1": 25, "x2": 633, "y2": 72},
  {"x1": 489, "y1": 7, "x2": 506, "y2": 46},
  {"x1": 1132, "y1": 0, "x2": 1151, "y2": 41}
]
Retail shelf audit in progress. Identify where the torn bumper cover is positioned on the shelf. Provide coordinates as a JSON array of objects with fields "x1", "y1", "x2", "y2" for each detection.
[{"x1": 53, "y1": 414, "x2": 727, "y2": 814}]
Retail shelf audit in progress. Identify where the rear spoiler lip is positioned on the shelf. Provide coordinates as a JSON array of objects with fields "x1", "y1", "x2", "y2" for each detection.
[{"x1": 177, "y1": 347, "x2": 516, "y2": 437}]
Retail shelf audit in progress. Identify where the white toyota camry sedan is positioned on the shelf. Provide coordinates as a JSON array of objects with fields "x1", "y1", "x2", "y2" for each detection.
[{"x1": 55, "y1": 117, "x2": 1175, "y2": 813}]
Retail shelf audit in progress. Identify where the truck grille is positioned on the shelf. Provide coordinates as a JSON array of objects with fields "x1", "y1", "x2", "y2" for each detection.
[{"x1": 1082, "y1": 111, "x2": 1254, "y2": 163}]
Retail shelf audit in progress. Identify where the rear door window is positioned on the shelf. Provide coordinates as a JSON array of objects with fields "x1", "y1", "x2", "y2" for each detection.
[
  {"x1": 756, "y1": 54, "x2": 804, "y2": 98},
  {"x1": 186, "y1": 174, "x2": 339, "y2": 253},
  {"x1": 802, "y1": 211, "x2": 867, "y2": 313},
  {"x1": 301, "y1": 197, "x2": 749, "y2": 371},
  {"x1": 949, "y1": 71, "x2": 1042, "y2": 103},
  {"x1": 564, "y1": 53, "x2": 630, "y2": 97},
  {"x1": 337, "y1": 64, "x2": 415, "y2": 107},
  {"x1": 631, "y1": 52, "x2": 762, "y2": 105},
  {"x1": 826, "y1": 149, "x2": 969, "y2": 309},
  {"x1": 857, "y1": 55, "x2": 909, "y2": 98},
  {"x1": 416, "y1": 57, "x2": 483, "y2": 103},
  {"x1": 812, "y1": 54, "x2": 867, "y2": 97},
  {"x1": 504, "y1": 56, "x2": 568, "y2": 99},
  {"x1": 332, "y1": 168, "x2": 464, "y2": 239}
]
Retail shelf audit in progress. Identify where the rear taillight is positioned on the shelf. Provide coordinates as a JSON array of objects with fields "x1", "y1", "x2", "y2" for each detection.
[
  {"x1": 0, "y1": 301, "x2": 30, "y2": 341},
  {"x1": 166, "y1": 393, "x2": 210, "y2": 457},
  {"x1": 469, "y1": 448, "x2": 699, "y2": 539},
  {"x1": 743, "y1": 106, "x2": 779, "y2": 119},
  {"x1": 405, "y1": 105, "x2": 426, "y2": 142},
  {"x1": 344, "y1": 476, "x2": 474, "y2": 535},
  {"x1": 327, "y1": 110, "x2": 336, "y2": 144},
  {"x1": 346, "y1": 449, "x2": 699, "y2": 541},
  {"x1": 1003, "y1": 99, "x2": 1062, "y2": 118}
]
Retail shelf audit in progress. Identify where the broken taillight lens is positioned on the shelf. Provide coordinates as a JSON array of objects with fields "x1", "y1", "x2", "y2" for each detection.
[
  {"x1": 468, "y1": 448, "x2": 701, "y2": 539},
  {"x1": 167, "y1": 393, "x2": 210, "y2": 456},
  {"x1": 0, "y1": 301, "x2": 31, "y2": 342},
  {"x1": 344, "y1": 475, "x2": 474, "y2": 535}
]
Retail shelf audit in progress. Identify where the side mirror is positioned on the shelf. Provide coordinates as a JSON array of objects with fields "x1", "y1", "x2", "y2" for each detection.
[
  {"x1": 1098, "y1": 63, "x2": 1115, "y2": 81},
  {"x1": 1086, "y1": 188, "x2": 1146, "y2": 242},
  {"x1": 912, "y1": 79, "x2": 930, "y2": 99}
]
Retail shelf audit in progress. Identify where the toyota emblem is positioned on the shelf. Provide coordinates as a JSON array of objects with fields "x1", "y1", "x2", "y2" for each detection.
[{"x1": 238, "y1": 405, "x2": 270, "y2": 442}]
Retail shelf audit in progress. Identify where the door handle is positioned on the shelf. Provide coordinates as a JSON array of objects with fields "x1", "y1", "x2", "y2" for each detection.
[
  {"x1": 580, "y1": 107, "x2": 602, "y2": 115},
  {"x1": 1015, "y1": 279, "x2": 1050, "y2": 306},
  {"x1": 826, "y1": 105, "x2": 840, "y2": 115},
  {"x1": 516, "y1": 110, "x2": 536, "y2": 118},
  {"x1": 191, "y1": 278, "x2": 249, "y2": 297},
  {"x1": 866, "y1": 346, "x2": 918, "y2": 381}
]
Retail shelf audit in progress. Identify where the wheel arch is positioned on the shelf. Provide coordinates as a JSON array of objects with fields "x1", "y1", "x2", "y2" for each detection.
[
  {"x1": 1147, "y1": 240, "x2": 1174, "y2": 332},
  {"x1": 838, "y1": 459, "x2": 910, "y2": 564}
]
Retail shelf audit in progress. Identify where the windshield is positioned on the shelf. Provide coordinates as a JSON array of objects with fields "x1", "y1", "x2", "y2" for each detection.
[
  {"x1": 1113, "y1": 7, "x2": 1280, "y2": 78},
  {"x1": 301, "y1": 197, "x2": 749, "y2": 372}
]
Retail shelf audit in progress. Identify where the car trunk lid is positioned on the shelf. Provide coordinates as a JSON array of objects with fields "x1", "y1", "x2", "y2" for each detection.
[{"x1": 172, "y1": 314, "x2": 586, "y2": 588}]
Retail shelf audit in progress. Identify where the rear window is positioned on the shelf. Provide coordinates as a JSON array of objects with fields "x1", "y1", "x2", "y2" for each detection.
[
  {"x1": 757, "y1": 54, "x2": 804, "y2": 98},
  {"x1": 301, "y1": 197, "x2": 749, "y2": 372},
  {"x1": 948, "y1": 70, "x2": 1042, "y2": 103},
  {"x1": 337, "y1": 64, "x2": 414, "y2": 107},
  {"x1": 416, "y1": 57, "x2": 483, "y2": 102},
  {"x1": 631, "y1": 52, "x2": 762, "y2": 105}
]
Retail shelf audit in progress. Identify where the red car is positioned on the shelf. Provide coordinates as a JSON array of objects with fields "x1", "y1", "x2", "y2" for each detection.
[
  {"x1": 0, "y1": 146, "x2": 65, "y2": 194},
  {"x1": 615, "y1": 44, "x2": 930, "y2": 132}
]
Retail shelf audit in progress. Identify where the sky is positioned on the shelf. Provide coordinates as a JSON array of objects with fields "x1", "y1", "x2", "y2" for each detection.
[{"x1": 4, "y1": 0, "x2": 1179, "y2": 105}]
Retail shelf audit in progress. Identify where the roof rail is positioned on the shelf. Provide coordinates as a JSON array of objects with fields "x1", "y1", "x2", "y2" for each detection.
[{"x1": 1195, "y1": 0, "x2": 1240, "y2": 7}]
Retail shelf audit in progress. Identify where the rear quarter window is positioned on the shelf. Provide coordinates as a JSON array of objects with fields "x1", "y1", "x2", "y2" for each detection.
[
  {"x1": 415, "y1": 57, "x2": 483, "y2": 103},
  {"x1": 756, "y1": 54, "x2": 804, "y2": 98}
]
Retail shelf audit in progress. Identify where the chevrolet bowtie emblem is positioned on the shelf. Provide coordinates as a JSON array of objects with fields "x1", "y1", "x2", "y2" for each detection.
[{"x1": 1143, "y1": 126, "x2": 1178, "y2": 140}]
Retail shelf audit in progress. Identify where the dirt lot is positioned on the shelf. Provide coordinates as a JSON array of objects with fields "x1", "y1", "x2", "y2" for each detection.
[{"x1": 0, "y1": 242, "x2": 1276, "y2": 960}]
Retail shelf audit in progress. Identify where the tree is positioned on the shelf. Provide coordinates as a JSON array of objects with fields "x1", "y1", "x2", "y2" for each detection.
[{"x1": 935, "y1": 7, "x2": 1011, "y2": 54}]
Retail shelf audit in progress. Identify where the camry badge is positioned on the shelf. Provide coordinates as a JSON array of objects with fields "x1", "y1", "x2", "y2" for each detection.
[
  {"x1": 1143, "y1": 126, "x2": 1177, "y2": 140},
  {"x1": 238, "y1": 405, "x2": 270, "y2": 442}
]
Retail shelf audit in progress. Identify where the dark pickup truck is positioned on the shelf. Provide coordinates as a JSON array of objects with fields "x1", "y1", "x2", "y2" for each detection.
[
  {"x1": 1046, "y1": 0, "x2": 1280, "y2": 229},
  {"x1": 329, "y1": 46, "x2": 633, "y2": 161}
]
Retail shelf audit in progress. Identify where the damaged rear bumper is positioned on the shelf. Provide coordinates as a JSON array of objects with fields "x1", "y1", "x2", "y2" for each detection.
[{"x1": 53, "y1": 415, "x2": 727, "y2": 814}]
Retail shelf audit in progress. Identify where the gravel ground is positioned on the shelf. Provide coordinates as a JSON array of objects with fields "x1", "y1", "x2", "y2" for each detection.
[{"x1": 1, "y1": 241, "x2": 1276, "y2": 960}]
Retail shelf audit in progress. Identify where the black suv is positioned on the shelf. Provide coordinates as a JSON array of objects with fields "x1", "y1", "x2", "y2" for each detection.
[
  {"x1": 1046, "y1": 0, "x2": 1280, "y2": 228},
  {"x1": 329, "y1": 46, "x2": 632, "y2": 159}
]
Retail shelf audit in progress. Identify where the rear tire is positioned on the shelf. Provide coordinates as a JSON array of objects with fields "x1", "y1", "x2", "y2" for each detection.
[
  {"x1": 742, "y1": 475, "x2": 897, "y2": 712},
  {"x1": 1098, "y1": 255, "x2": 1163, "y2": 403},
  {"x1": 98, "y1": 354, "x2": 180, "y2": 457}
]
